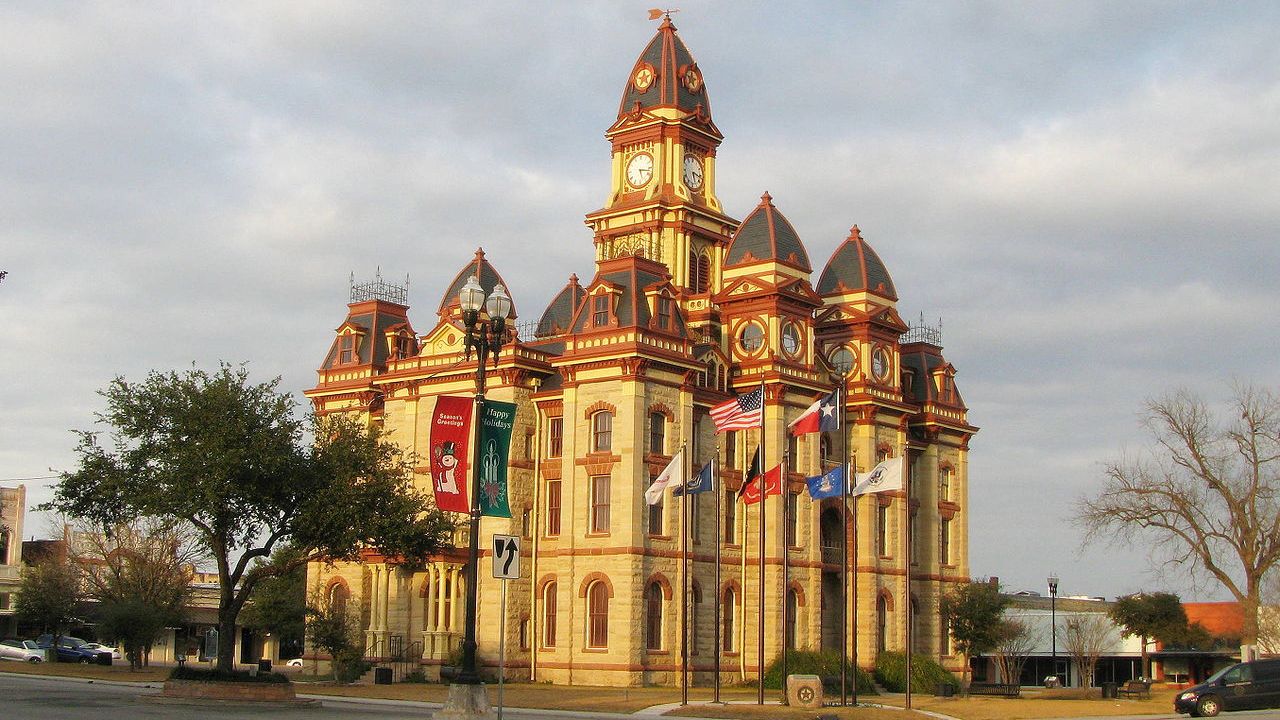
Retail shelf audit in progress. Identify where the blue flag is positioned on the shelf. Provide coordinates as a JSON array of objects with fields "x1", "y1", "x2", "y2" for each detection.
[
  {"x1": 805, "y1": 465, "x2": 845, "y2": 500},
  {"x1": 674, "y1": 459, "x2": 715, "y2": 496}
]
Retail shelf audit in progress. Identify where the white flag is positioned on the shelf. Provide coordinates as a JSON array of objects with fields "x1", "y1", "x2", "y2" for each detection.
[
  {"x1": 850, "y1": 456, "x2": 905, "y2": 497},
  {"x1": 644, "y1": 450, "x2": 684, "y2": 505}
]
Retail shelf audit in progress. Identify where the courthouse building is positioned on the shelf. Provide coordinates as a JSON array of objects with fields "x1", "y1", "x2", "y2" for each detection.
[{"x1": 304, "y1": 17, "x2": 976, "y2": 686}]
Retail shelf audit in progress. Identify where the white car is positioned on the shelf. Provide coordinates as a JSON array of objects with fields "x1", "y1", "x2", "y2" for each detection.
[
  {"x1": 0, "y1": 638, "x2": 45, "y2": 662},
  {"x1": 285, "y1": 657, "x2": 304, "y2": 667},
  {"x1": 81, "y1": 643, "x2": 122, "y2": 660}
]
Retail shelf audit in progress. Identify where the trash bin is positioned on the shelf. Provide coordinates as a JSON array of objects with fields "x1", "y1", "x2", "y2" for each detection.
[
  {"x1": 374, "y1": 667, "x2": 393, "y2": 685},
  {"x1": 258, "y1": 659, "x2": 272, "y2": 673},
  {"x1": 1101, "y1": 682, "x2": 1118, "y2": 698},
  {"x1": 936, "y1": 682, "x2": 955, "y2": 697}
]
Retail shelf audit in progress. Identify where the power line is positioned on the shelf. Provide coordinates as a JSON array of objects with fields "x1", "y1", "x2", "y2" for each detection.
[{"x1": 1, "y1": 474, "x2": 60, "y2": 481}]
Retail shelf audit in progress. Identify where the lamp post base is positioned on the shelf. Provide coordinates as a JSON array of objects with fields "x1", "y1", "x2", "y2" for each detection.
[{"x1": 436, "y1": 682, "x2": 496, "y2": 720}]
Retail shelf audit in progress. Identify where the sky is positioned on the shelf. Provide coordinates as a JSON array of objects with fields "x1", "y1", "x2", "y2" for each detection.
[{"x1": 2, "y1": 1, "x2": 1278, "y2": 602}]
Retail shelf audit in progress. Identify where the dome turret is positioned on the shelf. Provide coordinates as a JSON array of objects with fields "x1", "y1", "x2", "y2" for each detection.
[
  {"x1": 438, "y1": 248, "x2": 518, "y2": 319},
  {"x1": 724, "y1": 192, "x2": 812, "y2": 271},
  {"x1": 816, "y1": 226, "x2": 897, "y2": 300},
  {"x1": 618, "y1": 15, "x2": 711, "y2": 120}
]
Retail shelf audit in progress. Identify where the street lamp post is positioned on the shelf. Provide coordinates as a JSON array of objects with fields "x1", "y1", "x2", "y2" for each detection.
[
  {"x1": 441, "y1": 275, "x2": 511, "y2": 719},
  {"x1": 1048, "y1": 575, "x2": 1059, "y2": 686}
]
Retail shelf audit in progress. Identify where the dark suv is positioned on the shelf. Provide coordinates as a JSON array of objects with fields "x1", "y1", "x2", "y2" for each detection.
[
  {"x1": 34, "y1": 635, "x2": 108, "y2": 664},
  {"x1": 1175, "y1": 658, "x2": 1280, "y2": 716}
]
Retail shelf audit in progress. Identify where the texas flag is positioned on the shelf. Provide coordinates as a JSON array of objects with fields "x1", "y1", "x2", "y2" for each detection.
[{"x1": 788, "y1": 389, "x2": 839, "y2": 436}]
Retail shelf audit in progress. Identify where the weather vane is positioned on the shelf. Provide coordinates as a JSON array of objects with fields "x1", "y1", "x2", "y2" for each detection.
[{"x1": 648, "y1": 8, "x2": 679, "y2": 20}]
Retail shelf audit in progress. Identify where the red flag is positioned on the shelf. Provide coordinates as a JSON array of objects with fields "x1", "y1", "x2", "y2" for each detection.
[
  {"x1": 742, "y1": 463, "x2": 783, "y2": 505},
  {"x1": 429, "y1": 396, "x2": 472, "y2": 513}
]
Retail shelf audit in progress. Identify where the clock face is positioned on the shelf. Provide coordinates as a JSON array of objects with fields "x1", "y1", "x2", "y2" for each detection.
[
  {"x1": 682, "y1": 154, "x2": 704, "y2": 190},
  {"x1": 781, "y1": 323, "x2": 801, "y2": 356},
  {"x1": 626, "y1": 152, "x2": 654, "y2": 188},
  {"x1": 872, "y1": 347, "x2": 890, "y2": 380}
]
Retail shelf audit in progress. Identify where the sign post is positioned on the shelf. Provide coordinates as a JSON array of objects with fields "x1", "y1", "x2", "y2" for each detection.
[{"x1": 492, "y1": 534, "x2": 520, "y2": 720}]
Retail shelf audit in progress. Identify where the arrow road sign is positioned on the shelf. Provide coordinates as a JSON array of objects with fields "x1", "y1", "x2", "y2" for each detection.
[{"x1": 492, "y1": 534, "x2": 520, "y2": 579}]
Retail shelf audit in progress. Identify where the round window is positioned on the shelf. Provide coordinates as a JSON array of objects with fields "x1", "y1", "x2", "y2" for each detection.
[
  {"x1": 738, "y1": 322, "x2": 764, "y2": 353},
  {"x1": 829, "y1": 346, "x2": 855, "y2": 375},
  {"x1": 781, "y1": 323, "x2": 801, "y2": 356},
  {"x1": 872, "y1": 347, "x2": 891, "y2": 380}
]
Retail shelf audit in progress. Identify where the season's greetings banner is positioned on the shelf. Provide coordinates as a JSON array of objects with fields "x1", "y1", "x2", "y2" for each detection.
[
  {"x1": 477, "y1": 400, "x2": 516, "y2": 518},
  {"x1": 429, "y1": 396, "x2": 472, "y2": 513}
]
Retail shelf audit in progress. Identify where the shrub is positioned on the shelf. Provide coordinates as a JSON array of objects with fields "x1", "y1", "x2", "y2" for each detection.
[
  {"x1": 331, "y1": 646, "x2": 370, "y2": 684},
  {"x1": 762, "y1": 649, "x2": 877, "y2": 694},
  {"x1": 874, "y1": 651, "x2": 960, "y2": 693},
  {"x1": 167, "y1": 666, "x2": 290, "y2": 684}
]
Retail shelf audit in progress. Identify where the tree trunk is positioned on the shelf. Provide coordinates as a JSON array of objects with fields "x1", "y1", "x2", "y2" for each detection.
[
  {"x1": 217, "y1": 608, "x2": 238, "y2": 671},
  {"x1": 1141, "y1": 635, "x2": 1149, "y2": 679},
  {"x1": 1241, "y1": 591, "x2": 1260, "y2": 647}
]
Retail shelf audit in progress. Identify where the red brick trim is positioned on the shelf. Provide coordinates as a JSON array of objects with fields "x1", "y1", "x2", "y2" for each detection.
[{"x1": 578, "y1": 572, "x2": 614, "y2": 599}]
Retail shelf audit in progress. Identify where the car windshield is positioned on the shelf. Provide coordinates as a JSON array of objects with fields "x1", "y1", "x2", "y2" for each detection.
[
  {"x1": 23, "y1": 640, "x2": 39, "y2": 649},
  {"x1": 1204, "y1": 663, "x2": 1243, "y2": 685}
]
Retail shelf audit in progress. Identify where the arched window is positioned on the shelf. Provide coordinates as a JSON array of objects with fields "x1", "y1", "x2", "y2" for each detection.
[
  {"x1": 587, "y1": 581, "x2": 609, "y2": 648},
  {"x1": 328, "y1": 582, "x2": 349, "y2": 617},
  {"x1": 688, "y1": 249, "x2": 710, "y2": 293},
  {"x1": 542, "y1": 582, "x2": 558, "y2": 648},
  {"x1": 876, "y1": 593, "x2": 888, "y2": 652},
  {"x1": 0, "y1": 530, "x2": 9, "y2": 564},
  {"x1": 645, "y1": 582, "x2": 664, "y2": 650},
  {"x1": 592, "y1": 411, "x2": 612, "y2": 452},
  {"x1": 785, "y1": 588, "x2": 799, "y2": 650},
  {"x1": 784, "y1": 492, "x2": 799, "y2": 547},
  {"x1": 721, "y1": 587, "x2": 736, "y2": 652}
]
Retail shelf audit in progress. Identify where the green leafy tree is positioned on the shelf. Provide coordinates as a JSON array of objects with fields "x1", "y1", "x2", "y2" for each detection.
[
  {"x1": 14, "y1": 558, "x2": 83, "y2": 648},
  {"x1": 1108, "y1": 591, "x2": 1189, "y2": 679},
  {"x1": 940, "y1": 579, "x2": 1011, "y2": 678},
  {"x1": 45, "y1": 363, "x2": 455, "y2": 671},
  {"x1": 240, "y1": 545, "x2": 310, "y2": 659},
  {"x1": 1077, "y1": 383, "x2": 1280, "y2": 648},
  {"x1": 73, "y1": 520, "x2": 196, "y2": 669},
  {"x1": 306, "y1": 596, "x2": 366, "y2": 682}
]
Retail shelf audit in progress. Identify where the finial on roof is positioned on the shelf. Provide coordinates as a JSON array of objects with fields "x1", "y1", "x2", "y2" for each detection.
[
  {"x1": 760, "y1": 191, "x2": 773, "y2": 205},
  {"x1": 849, "y1": 224, "x2": 862, "y2": 240},
  {"x1": 474, "y1": 247, "x2": 486, "y2": 261},
  {"x1": 569, "y1": 273, "x2": 579, "y2": 284}
]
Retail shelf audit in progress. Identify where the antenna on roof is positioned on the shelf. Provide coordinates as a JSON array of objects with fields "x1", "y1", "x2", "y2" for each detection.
[{"x1": 648, "y1": 8, "x2": 679, "y2": 20}]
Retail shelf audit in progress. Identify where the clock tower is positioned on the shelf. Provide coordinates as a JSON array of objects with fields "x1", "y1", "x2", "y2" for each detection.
[{"x1": 585, "y1": 15, "x2": 739, "y2": 306}]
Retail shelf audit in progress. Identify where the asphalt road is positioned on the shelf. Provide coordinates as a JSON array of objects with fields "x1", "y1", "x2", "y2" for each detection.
[{"x1": 0, "y1": 673, "x2": 646, "y2": 720}]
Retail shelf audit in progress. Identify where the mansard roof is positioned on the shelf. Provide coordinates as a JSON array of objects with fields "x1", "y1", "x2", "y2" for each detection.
[
  {"x1": 724, "y1": 192, "x2": 812, "y2": 272},
  {"x1": 900, "y1": 346, "x2": 965, "y2": 408},
  {"x1": 816, "y1": 225, "x2": 897, "y2": 300},
  {"x1": 319, "y1": 300, "x2": 412, "y2": 370},
  {"x1": 571, "y1": 254, "x2": 687, "y2": 337},
  {"x1": 618, "y1": 15, "x2": 711, "y2": 120},
  {"x1": 437, "y1": 248, "x2": 518, "y2": 319},
  {"x1": 536, "y1": 274, "x2": 586, "y2": 338}
]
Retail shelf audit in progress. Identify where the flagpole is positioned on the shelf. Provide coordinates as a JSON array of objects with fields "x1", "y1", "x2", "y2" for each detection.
[
  {"x1": 713, "y1": 453, "x2": 722, "y2": 704},
  {"x1": 903, "y1": 438, "x2": 913, "y2": 711},
  {"x1": 850, "y1": 444, "x2": 859, "y2": 706},
  {"x1": 840, "y1": 383, "x2": 850, "y2": 706},
  {"x1": 681, "y1": 442, "x2": 689, "y2": 707},
  {"x1": 781, "y1": 447, "x2": 790, "y2": 705},
  {"x1": 757, "y1": 383, "x2": 766, "y2": 706}
]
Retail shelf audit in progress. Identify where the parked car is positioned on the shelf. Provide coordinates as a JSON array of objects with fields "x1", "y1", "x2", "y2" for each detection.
[
  {"x1": 1175, "y1": 658, "x2": 1280, "y2": 716},
  {"x1": 34, "y1": 635, "x2": 109, "y2": 664},
  {"x1": 0, "y1": 638, "x2": 45, "y2": 662},
  {"x1": 81, "y1": 643, "x2": 121, "y2": 660},
  {"x1": 285, "y1": 658, "x2": 304, "y2": 667}
]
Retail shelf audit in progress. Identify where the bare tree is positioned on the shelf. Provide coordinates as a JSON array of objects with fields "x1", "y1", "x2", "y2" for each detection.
[
  {"x1": 1260, "y1": 571, "x2": 1280, "y2": 654},
  {"x1": 1076, "y1": 383, "x2": 1280, "y2": 647},
  {"x1": 1063, "y1": 613, "x2": 1113, "y2": 689},
  {"x1": 992, "y1": 618, "x2": 1039, "y2": 686}
]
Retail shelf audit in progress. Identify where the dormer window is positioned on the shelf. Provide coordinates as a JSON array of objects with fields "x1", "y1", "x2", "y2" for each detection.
[
  {"x1": 339, "y1": 335, "x2": 356, "y2": 365},
  {"x1": 593, "y1": 295, "x2": 611, "y2": 327},
  {"x1": 656, "y1": 296, "x2": 672, "y2": 330}
]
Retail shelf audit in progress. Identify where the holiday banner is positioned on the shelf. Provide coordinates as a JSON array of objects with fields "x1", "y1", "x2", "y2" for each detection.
[
  {"x1": 429, "y1": 396, "x2": 472, "y2": 513},
  {"x1": 477, "y1": 399, "x2": 516, "y2": 518}
]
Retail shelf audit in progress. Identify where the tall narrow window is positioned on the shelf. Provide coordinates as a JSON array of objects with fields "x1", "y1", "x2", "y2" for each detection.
[
  {"x1": 938, "y1": 466, "x2": 951, "y2": 502},
  {"x1": 548, "y1": 417, "x2": 563, "y2": 457},
  {"x1": 725, "y1": 430, "x2": 737, "y2": 468},
  {"x1": 329, "y1": 583, "x2": 349, "y2": 617},
  {"x1": 590, "y1": 475, "x2": 610, "y2": 533},
  {"x1": 910, "y1": 510, "x2": 919, "y2": 564},
  {"x1": 648, "y1": 412, "x2": 665, "y2": 455},
  {"x1": 521, "y1": 508, "x2": 532, "y2": 539},
  {"x1": 656, "y1": 296, "x2": 672, "y2": 330},
  {"x1": 689, "y1": 583, "x2": 702, "y2": 655},
  {"x1": 688, "y1": 250, "x2": 710, "y2": 293},
  {"x1": 690, "y1": 493, "x2": 701, "y2": 540},
  {"x1": 542, "y1": 582, "x2": 558, "y2": 647},
  {"x1": 785, "y1": 493, "x2": 798, "y2": 547},
  {"x1": 820, "y1": 434, "x2": 833, "y2": 468},
  {"x1": 722, "y1": 588, "x2": 736, "y2": 652},
  {"x1": 876, "y1": 594, "x2": 888, "y2": 652},
  {"x1": 723, "y1": 487, "x2": 737, "y2": 544},
  {"x1": 593, "y1": 294, "x2": 610, "y2": 327},
  {"x1": 592, "y1": 412, "x2": 612, "y2": 452},
  {"x1": 787, "y1": 434, "x2": 799, "y2": 473},
  {"x1": 876, "y1": 501, "x2": 889, "y2": 556},
  {"x1": 546, "y1": 480, "x2": 562, "y2": 536},
  {"x1": 647, "y1": 486, "x2": 664, "y2": 536},
  {"x1": 940, "y1": 517, "x2": 951, "y2": 565},
  {"x1": 785, "y1": 588, "x2": 799, "y2": 650},
  {"x1": 587, "y1": 581, "x2": 609, "y2": 648},
  {"x1": 645, "y1": 582, "x2": 664, "y2": 650},
  {"x1": 339, "y1": 335, "x2": 355, "y2": 364}
]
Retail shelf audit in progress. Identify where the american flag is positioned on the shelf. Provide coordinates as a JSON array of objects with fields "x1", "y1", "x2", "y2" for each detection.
[{"x1": 709, "y1": 387, "x2": 763, "y2": 432}]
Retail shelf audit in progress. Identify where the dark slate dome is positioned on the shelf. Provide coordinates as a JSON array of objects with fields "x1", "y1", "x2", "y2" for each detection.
[
  {"x1": 438, "y1": 248, "x2": 518, "y2": 318},
  {"x1": 536, "y1": 274, "x2": 586, "y2": 338},
  {"x1": 618, "y1": 15, "x2": 711, "y2": 119},
  {"x1": 816, "y1": 226, "x2": 897, "y2": 300},
  {"x1": 724, "y1": 192, "x2": 812, "y2": 271}
]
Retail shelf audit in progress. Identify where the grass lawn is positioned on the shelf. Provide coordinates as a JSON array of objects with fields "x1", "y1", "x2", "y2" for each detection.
[{"x1": 2, "y1": 663, "x2": 1182, "y2": 719}]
